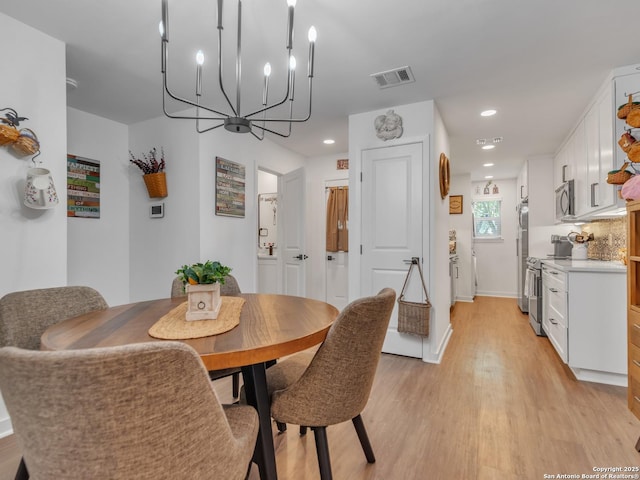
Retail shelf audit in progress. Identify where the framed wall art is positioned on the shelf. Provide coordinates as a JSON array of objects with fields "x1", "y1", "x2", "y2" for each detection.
[
  {"x1": 215, "y1": 157, "x2": 245, "y2": 217},
  {"x1": 449, "y1": 195, "x2": 463, "y2": 214},
  {"x1": 67, "y1": 154, "x2": 100, "y2": 218}
]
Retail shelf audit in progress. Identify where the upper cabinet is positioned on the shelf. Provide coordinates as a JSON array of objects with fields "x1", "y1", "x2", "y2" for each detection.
[
  {"x1": 554, "y1": 66, "x2": 640, "y2": 220},
  {"x1": 517, "y1": 161, "x2": 528, "y2": 200}
]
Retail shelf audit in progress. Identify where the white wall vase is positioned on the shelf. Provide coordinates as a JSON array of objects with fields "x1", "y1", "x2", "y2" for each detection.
[{"x1": 185, "y1": 283, "x2": 221, "y2": 321}]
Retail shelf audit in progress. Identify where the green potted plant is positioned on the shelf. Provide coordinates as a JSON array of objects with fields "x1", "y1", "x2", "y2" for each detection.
[
  {"x1": 175, "y1": 261, "x2": 231, "y2": 321},
  {"x1": 129, "y1": 147, "x2": 167, "y2": 198}
]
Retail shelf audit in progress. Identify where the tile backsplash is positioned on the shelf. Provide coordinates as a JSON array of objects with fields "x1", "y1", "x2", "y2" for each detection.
[{"x1": 582, "y1": 217, "x2": 627, "y2": 261}]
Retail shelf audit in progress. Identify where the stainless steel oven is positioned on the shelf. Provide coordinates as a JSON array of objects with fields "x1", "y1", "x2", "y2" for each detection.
[{"x1": 525, "y1": 257, "x2": 545, "y2": 336}]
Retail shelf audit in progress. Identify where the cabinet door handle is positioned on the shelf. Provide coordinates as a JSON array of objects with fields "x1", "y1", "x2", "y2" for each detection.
[
  {"x1": 635, "y1": 396, "x2": 640, "y2": 404},
  {"x1": 634, "y1": 360, "x2": 640, "y2": 369},
  {"x1": 520, "y1": 185, "x2": 524, "y2": 199},
  {"x1": 634, "y1": 324, "x2": 640, "y2": 331},
  {"x1": 549, "y1": 288, "x2": 558, "y2": 293},
  {"x1": 550, "y1": 271, "x2": 558, "y2": 275},
  {"x1": 562, "y1": 165, "x2": 567, "y2": 182},
  {"x1": 590, "y1": 183, "x2": 599, "y2": 208},
  {"x1": 549, "y1": 318, "x2": 558, "y2": 325}
]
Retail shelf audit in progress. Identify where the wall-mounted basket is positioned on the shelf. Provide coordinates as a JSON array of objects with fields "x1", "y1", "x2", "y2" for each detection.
[
  {"x1": 0, "y1": 124, "x2": 19, "y2": 146},
  {"x1": 143, "y1": 172, "x2": 168, "y2": 198}
]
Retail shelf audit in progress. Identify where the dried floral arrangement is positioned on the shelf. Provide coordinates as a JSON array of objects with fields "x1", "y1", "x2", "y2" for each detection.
[{"x1": 129, "y1": 147, "x2": 166, "y2": 174}]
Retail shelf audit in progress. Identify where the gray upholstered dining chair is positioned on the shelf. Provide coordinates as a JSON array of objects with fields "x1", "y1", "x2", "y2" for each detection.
[
  {"x1": 0, "y1": 286, "x2": 108, "y2": 350},
  {"x1": 264, "y1": 288, "x2": 396, "y2": 480},
  {"x1": 0, "y1": 342, "x2": 259, "y2": 480},
  {"x1": 0, "y1": 285, "x2": 109, "y2": 479},
  {"x1": 171, "y1": 274, "x2": 242, "y2": 399}
]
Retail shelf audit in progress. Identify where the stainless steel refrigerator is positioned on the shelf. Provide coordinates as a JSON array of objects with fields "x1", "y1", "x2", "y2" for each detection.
[{"x1": 516, "y1": 199, "x2": 528, "y2": 313}]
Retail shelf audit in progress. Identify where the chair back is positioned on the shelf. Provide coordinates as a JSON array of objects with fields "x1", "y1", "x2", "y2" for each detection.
[
  {"x1": 0, "y1": 286, "x2": 108, "y2": 349},
  {"x1": 171, "y1": 275, "x2": 241, "y2": 298},
  {"x1": 0, "y1": 342, "x2": 257, "y2": 480},
  {"x1": 271, "y1": 288, "x2": 396, "y2": 426}
]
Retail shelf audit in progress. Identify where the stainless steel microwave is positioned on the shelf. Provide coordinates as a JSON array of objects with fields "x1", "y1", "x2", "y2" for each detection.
[{"x1": 555, "y1": 179, "x2": 575, "y2": 222}]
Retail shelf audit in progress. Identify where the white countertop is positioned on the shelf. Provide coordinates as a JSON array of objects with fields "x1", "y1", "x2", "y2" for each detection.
[{"x1": 541, "y1": 258, "x2": 627, "y2": 273}]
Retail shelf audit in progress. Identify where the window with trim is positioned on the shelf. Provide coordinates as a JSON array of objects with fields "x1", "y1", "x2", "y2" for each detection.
[{"x1": 472, "y1": 197, "x2": 502, "y2": 239}]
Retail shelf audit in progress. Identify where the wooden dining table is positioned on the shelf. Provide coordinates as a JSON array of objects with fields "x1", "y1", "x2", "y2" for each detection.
[{"x1": 40, "y1": 293, "x2": 339, "y2": 480}]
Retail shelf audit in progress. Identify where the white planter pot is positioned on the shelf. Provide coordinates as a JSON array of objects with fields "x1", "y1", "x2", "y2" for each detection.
[{"x1": 185, "y1": 283, "x2": 222, "y2": 321}]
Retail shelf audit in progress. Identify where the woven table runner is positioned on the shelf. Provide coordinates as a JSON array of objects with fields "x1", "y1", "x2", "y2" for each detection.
[{"x1": 148, "y1": 296, "x2": 245, "y2": 340}]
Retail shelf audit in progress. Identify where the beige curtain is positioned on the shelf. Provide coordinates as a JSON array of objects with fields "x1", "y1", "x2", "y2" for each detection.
[{"x1": 326, "y1": 187, "x2": 349, "y2": 252}]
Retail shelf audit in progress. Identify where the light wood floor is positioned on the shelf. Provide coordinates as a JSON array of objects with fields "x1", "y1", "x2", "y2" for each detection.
[{"x1": 2, "y1": 296, "x2": 639, "y2": 479}]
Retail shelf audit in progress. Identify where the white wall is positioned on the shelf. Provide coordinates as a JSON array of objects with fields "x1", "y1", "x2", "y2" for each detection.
[
  {"x1": 305, "y1": 154, "x2": 349, "y2": 302},
  {"x1": 0, "y1": 12, "x2": 66, "y2": 438},
  {"x1": 67, "y1": 108, "x2": 130, "y2": 306},
  {"x1": 449, "y1": 173, "x2": 474, "y2": 301},
  {"x1": 349, "y1": 100, "x2": 451, "y2": 364},
  {"x1": 128, "y1": 114, "x2": 304, "y2": 299},
  {"x1": 472, "y1": 178, "x2": 519, "y2": 297}
]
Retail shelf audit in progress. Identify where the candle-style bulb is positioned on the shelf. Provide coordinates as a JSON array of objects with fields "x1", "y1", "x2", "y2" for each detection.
[
  {"x1": 289, "y1": 56, "x2": 297, "y2": 71},
  {"x1": 196, "y1": 50, "x2": 205, "y2": 65},
  {"x1": 308, "y1": 26, "x2": 317, "y2": 42},
  {"x1": 287, "y1": 0, "x2": 296, "y2": 6},
  {"x1": 159, "y1": 21, "x2": 165, "y2": 38},
  {"x1": 264, "y1": 63, "x2": 272, "y2": 77}
]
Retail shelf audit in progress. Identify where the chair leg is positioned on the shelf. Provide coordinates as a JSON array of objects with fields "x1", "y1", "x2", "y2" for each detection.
[
  {"x1": 276, "y1": 421, "x2": 287, "y2": 433},
  {"x1": 299, "y1": 425, "x2": 308, "y2": 436},
  {"x1": 352, "y1": 414, "x2": 376, "y2": 463},
  {"x1": 15, "y1": 457, "x2": 29, "y2": 480},
  {"x1": 232, "y1": 372, "x2": 240, "y2": 399},
  {"x1": 312, "y1": 426, "x2": 333, "y2": 480}
]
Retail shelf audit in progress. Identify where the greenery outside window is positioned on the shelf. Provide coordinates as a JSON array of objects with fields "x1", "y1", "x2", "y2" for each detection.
[{"x1": 472, "y1": 196, "x2": 502, "y2": 240}]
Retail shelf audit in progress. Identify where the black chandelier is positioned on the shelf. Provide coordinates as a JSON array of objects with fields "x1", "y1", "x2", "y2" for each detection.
[{"x1": 159, "y1": 0, "x2": 317, "y2": 140}]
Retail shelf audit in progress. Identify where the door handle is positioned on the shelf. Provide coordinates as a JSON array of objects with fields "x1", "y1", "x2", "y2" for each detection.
[
  {"x1": 294, "y1": 254, "x2": 309, "y2": 260},
  {"x1": 403, "y1": 257, "x2": 420, "y2": 264},
  {"x1": 327, "y1": 255, "x2": 334, "y2": 261}
]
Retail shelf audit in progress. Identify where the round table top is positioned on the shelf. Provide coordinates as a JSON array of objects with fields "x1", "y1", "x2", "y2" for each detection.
[{"x1": 41, "y1": 294, "x2": 339, "y2": 371}]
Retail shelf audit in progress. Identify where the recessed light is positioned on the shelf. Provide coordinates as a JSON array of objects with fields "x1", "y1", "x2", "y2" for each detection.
[
  {"x1": 483, "y1": 163, "x2": 494, "y2": 167},
  {"x1": 484, "y1": 175, "x2": 494, "y2": 179},
  {"x1": 482, "y1": 145, "x2": 495, "y2": 150},
  {"x1": 323, "y1": 139, "x2": 335, "y2": 145},
  {"x1": 481, "y1": 109, "x2": 497, "y2": 117}
]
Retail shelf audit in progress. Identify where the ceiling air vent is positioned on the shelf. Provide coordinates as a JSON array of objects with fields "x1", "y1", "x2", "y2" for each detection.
[{"x1": 371, "y1": 66, "x2": 415, "y2": 89}]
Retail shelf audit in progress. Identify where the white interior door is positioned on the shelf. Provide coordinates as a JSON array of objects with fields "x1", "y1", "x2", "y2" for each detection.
[
  {"x1": 361, "y1": 142, "x2": 424, "y2": 358},
  {"x1": 281, "y1": 167, "x2": 306, "y2": 297},
  {"x1": 325, "y1": 180, "x2": 349, "y2": 311}
]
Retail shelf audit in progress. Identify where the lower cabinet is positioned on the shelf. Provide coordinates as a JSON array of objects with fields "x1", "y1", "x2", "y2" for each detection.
[
  {"x1": 541, "y1": 262, "x2": 627, "y2": 386},
  {"x1": 542, "y1": 265, "x2": 568, "y2": 362}
]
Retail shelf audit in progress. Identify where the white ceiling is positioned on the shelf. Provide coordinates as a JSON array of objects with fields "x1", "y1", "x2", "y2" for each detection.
[{"x1": 3, "y1": 0, "x2": 640, "y2": 181}]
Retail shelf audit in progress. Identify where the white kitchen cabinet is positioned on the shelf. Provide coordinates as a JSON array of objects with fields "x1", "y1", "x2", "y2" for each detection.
[
  {"x1": 554, "y1": 129, "x2": 576, "y2": 190},
  {"x1": 542, "y1": 264, "x2": 568, "y2": 362},
  {"x1": 553, "y1": 68, "x2": 638, "y2": 219},
  {"x1": 541, "y1": 260, "x2": 627, "y2": 386},
  {"x1": 577, "y1": 86, "x2": 615, "y2": 216},
  {"x1": 517, "y1": 161, "x2": 528, "y2": 200}
]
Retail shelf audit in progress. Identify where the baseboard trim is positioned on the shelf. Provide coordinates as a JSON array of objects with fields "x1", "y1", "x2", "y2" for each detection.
[
  {"x1": 0, "y1": 417, "x2": 13, "y2": 439},
  {"x1": 422, "y1": 322, "x2": 453, "y2": 365}
]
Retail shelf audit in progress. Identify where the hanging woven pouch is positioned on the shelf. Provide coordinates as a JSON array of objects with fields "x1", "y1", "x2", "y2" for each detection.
[
  {"x1": 11, "y1": 128, "x2": 39, "y2": 157},
  {"x1": 0, "y1": 124, "x2": 19, "y2": 146}
]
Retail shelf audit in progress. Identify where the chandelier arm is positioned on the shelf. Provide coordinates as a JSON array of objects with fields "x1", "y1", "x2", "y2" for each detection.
[
  {"x1": 216, "y1": 5, "x2": 239, "y2": 118},
  {"x1": 253, "y1": 78, "x2": 313, "y2": 123},
  {"x1": 196, "y1": 121, "x2": 226, "y2": 134},
  {"x1": 251, "y1": 123, "x2": 292, "y2": 138},
  {"x1": 248, "y1": 76, "x2": 312, "y2": 122},
  {"x1": 249, "y1": 129, "x2": 264, "y2": 141},
  {"x1": 244, "y1": 72, "x2": 292, "y2": 119},
  {"x1": 163, "y1": 70, "x2": 231, "y2": 118}
]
